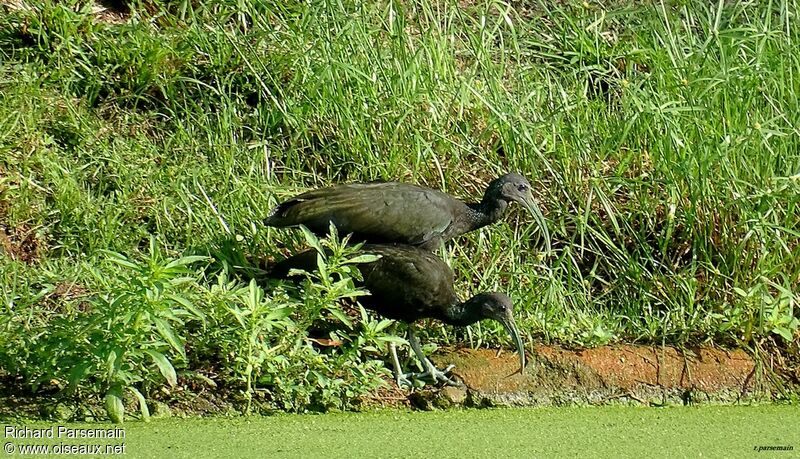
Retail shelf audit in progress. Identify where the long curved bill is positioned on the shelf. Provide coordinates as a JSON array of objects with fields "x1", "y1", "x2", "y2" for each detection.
[
  {"x1": 501, "y1": 315, "x2": 526, "y2": 375},
  {"x1": 521, "y1": 193, "x2": 551, "y2": 255}
]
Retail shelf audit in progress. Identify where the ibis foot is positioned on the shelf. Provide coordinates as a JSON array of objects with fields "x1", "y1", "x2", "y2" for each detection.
[
  {"x1": 395, "y1": 373, "x2": 415, "y2": 388},
  {"x1": 406, "y1": 328, "x2": 462, "y2": 386},
  {"x1": 404, "y1": 363, "x2": 460, "y2": 386}
]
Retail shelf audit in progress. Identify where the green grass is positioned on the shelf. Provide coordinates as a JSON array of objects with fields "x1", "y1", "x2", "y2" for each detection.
[
  {"x1": 4, "y1": 406, "x2": 800, "y2": 458},
  {"x1": 0, "y1": 0, "x2": 798, "y2": 416}
]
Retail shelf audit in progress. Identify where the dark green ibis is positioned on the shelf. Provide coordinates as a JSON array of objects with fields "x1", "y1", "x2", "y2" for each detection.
[
  {"x1": 264, "y1": 173, "x2": 550, "y2": 252},
  {"x1": 269, "y1": 244, "x2": 526, "y2": 386}
]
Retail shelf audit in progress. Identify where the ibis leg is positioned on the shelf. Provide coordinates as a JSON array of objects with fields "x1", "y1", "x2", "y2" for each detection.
[
  {"x1": 404, "y1": 327, "x2": 459, "y2": 386},
  {"x1": 389, "y1": 341, "x2": 413, "y2": 388}
]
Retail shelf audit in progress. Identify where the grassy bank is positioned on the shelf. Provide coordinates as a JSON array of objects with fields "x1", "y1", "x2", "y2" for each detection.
[{"x1": 1, "y1": 0, "x2": 798, "y2": 417}]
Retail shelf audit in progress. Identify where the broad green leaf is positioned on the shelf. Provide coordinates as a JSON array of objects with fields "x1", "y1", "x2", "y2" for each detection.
[
  {"x1": 154, "y1": 317, "x2": 185, "y2": 359},
  {"x1": 331, "y1": 278, "x2": 354, "y2": 292},
  {"x1": 108, "y1": 294, "x2": 129, "y2": 312},
  {"x1": 66, "y1": 362, "x2": 91, "y2": 391},
  {"x1": 144, "y1": 349, "x2": 178, "y2": 387},
  {"x1": 377, "y1": 335, "x2": 408, "y2": 345},
  {"x1": 105, "y1": 385, "x2": 125, "y2": 424},
  {"x1": 344, "y1": 254, "x2": 382, "y2": 264},
  {"x1": 340, "y1": 289, "x2": 372, "y2": 299},
  {"x1": 165, "y1": 255, "x2": 209, "y2": 269},
  {"x1": 106, "y1": 348, "x2": 120, "y2": 380},
  {"x1": 168, "y1": 293, "x2": 206, "y2": 321},
  {"x1": 287, "y1": 268, "x2": 310, "y2": 278},
  {"x1": 316, "y1": 253, "x2": 328, "y2": 280},
  {"x1": 128, "y1": 386, "x2": 150, "y2": 421},
  {"x1": 226, "y1": 304, "x2": 247, "y2": 327},
  {"x1": 772, "y1": 326, "x2": 794, "y2": 342},
  {"x1": 149, "y1": 236, "x2": 158, "y2": 258},
  {"x1": 246, "y1": 279, "x2": 264, "y2": 310},
  {"x1": 168, "y1": 276, "x2": 197, "y2": 286},
  {"x1": 98, "y1": 249, "x2": 134, "y2": 262},
  {"x1": 266, "y1": 307, "x2": 292, "y2": 321},
  {"x1": 326, "y1": 221, "x2": 340, "y2": 245},
  {"x1": 327, "y1": 307, "x2": 353, "y2": 329},
  {"x1": 374, "y1": 319, "x2": 394, "y2": 333},
  {"x1": 300, "y1": 225, "x2": 323, "y2": 253}
]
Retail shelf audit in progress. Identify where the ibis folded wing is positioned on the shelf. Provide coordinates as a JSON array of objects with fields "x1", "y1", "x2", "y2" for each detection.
[{"x1": 266, "y1": 183, "x2": 464, "y2": 247}]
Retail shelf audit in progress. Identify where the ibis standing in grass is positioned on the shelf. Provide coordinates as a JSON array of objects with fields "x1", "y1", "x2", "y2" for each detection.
[
  {"x1": 269, "y1": 243, "x2": 526, "y2": 386},
  {"x1": 264, "y1": 173, "x2": 550, "y2": 253}
]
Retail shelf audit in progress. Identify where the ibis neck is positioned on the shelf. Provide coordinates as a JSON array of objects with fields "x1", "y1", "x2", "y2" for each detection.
[
  {"x1": 442, "y1": 299, "x2": 481, "y2": 327},
  {"x1": 466, "y1": 198, "x2": 509, "y2": 231}
]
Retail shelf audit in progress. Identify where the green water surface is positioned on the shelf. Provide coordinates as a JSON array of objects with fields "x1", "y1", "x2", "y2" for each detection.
[{"x1": 3, "y1": 405, "x2": 798, "y2": 458}]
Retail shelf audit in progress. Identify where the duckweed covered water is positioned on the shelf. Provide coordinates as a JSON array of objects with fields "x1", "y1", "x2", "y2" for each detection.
[{"x1": 4, "y1": 406, "x2": 797, "y2": 458}]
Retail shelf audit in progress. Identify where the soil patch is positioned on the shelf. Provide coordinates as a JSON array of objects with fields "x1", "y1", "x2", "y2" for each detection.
[{"x1": 0, "y1": 223, "x2": 42, "y2": 264}]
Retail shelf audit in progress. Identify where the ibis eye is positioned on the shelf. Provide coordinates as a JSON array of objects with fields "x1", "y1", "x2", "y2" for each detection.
[{"x1": 517, "y1": 184, "x2": 528, "y2": 192}]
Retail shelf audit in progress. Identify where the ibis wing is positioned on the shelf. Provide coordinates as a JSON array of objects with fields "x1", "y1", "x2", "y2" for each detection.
[
  {"x1": 269, "y1": 245, "x2": 458, "y2": 324},
  {"x1": 266, "y1": 183, "x2": 461, "y2": 246},
  {"x1": 358, "y1": 245, "x2": 456, "y2": 322}
]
